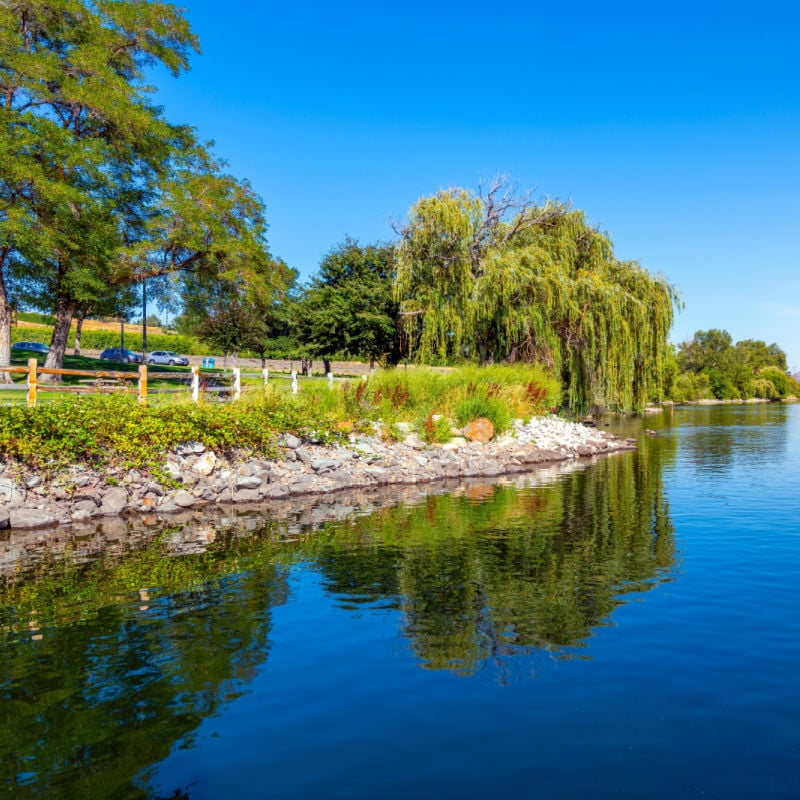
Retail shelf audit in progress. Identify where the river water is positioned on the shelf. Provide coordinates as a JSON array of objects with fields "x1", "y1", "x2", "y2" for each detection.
[{"x1": 1, "y1": 404, "x2": 799, "y2": 799}]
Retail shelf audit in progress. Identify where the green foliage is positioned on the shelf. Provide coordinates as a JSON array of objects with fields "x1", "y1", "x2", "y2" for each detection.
[
  {"x1": 394, "y1": 180, "x2": 679, "y2": 413},
  {"x1": 419, "y1": 414, "x2": 453, "y2": 444},
  {"x1": 669, "y1": 372, "x2": 712, "y2": 403},
  {"x1": 454, "y1": 395, "x2": 511, "y2": 434},
  {"x1": 297, "y1": 238, "x2": 400, "y2": 364},
  {"x1": 0, "y1": 392, "x2": 345, "y2": 478},
  {"x1": 675, "y1": 330, "x2": 791, "y2": 401},
  {"x1": 757, "y1": 366, "x2": 790, "y2": 398}
]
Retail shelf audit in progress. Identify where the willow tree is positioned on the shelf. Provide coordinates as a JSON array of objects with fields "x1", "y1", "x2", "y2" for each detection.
[{"x1": 395, "y1": 180, "x2": 680, "y2": 412}]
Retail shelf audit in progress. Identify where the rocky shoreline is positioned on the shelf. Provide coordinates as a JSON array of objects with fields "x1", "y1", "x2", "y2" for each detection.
[{"x1": 0, "y1": 415, "x2": 635, "y2": 533}]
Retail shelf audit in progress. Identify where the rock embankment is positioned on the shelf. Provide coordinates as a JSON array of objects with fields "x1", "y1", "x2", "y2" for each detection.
[{"x1": 0, "y1": 416, "x2": 635, "y2": 532}]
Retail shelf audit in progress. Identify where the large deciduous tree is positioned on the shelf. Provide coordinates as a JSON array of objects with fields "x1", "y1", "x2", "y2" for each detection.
[
  {"x1": 395, "y1": 179, "x2": 680, "y2": 412},
  {"x1": 0, "y1": 0, "x2": 200, "y2": 380},
  {"x1": 297, "y1": 238, "x2": 400, "y2": 366}
]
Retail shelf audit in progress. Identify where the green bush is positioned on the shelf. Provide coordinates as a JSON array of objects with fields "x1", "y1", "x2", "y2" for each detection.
[
  {"x1": 670, "y1": 372, "x2": 712, "y2": 403},
  {"x1": 758, "y1": 367, "x2": 790, "y2": 398},
  {"x1": 453, "y1": 395, "x2": 511, "y2": 434}
]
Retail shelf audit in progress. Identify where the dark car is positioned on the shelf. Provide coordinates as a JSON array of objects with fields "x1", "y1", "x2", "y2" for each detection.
[
  {"x1": 148, "y1": 350, "x2": 190, "y2": 366},
  {"x1": 99, "y1": 347, "x2": 143, "y2": 364},
  {"x1": 11, "y1": 341, "x2": 49, "y2": 354}
]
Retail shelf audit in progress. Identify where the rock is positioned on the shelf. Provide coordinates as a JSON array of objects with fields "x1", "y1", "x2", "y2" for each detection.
[
  {"x1": 9, "y1": 509, "x2": 57, "y2": 530},
  {"x1": 25, "y1": 475, "x2": 42, "y2": 489},
  {"x1": 173, "y1": 490, "x2": 196, "y2": 508},
  {"x1": 164, "y1": 461, "x2": 183, "y2": 481},
  {"x1": 265, "y1": 485, "x2": 289, "y2": 499},
  {"x1": 193, "y1": 452, "x2": 217, "y2": 476},
  {"x1": 0, "y1": 478, "x2": 23, "y2": 502},
  {"x1": 296, "y1": 448, "x2": 316, "y2": 465},
  {"x1": 441, "y1": 437, "x2": 468, "y2": 450},
  {"x1": 235, "y1": 475, "x2": 263, "y2": 489},
  {"x1": 462, "y1": 417, "x2": 494, "y2": 443},
  {"x1": 234, "y1": 488, "x2": 262, "y2": 502},
  {"x1": 282, "y1": 434, "x2": 302, "y2": 449},
  {"x1": 72, "y1": 498, "x2": 99, "y2": 515},
  {"x1": 311, "y1": 458, "x2": 339, "y2": 473},
  {"x1": 0, "y1": 509, "x2": 9, "y2": 530},
  {"x1": 176, "y1": 441, "x2": 206, "y2": 456},
  {"x1": 100, "y1": 487, "x2": 128, "y2": 515}
]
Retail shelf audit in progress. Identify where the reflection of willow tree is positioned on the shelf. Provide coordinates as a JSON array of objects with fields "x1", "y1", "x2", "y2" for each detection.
[
  {"x1": 309, "y1": 442, "x2": 676, "y2": 674},
  {"x1": 0, "y1": 526, "x2": 288, "y2": 799}
]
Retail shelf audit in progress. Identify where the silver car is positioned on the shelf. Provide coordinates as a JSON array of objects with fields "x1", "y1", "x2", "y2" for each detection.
[{"x1": 148, "y1": 350, "x2": 190, "y2": 366}]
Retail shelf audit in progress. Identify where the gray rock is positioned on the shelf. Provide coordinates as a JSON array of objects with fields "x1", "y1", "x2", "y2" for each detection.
[
  {"x1": 311, "y1": 458, "x2": 338, "y2": 473},
  {"x1": 296, "y1": 448, "x2": 315, "y2": 465},
  {"x1": 0, "y1": 509, "x2": 9, "y2": 530},
  {"x1": 282, "y1": 434, "x2": 302, "y2": 449},
  {"x1": 25, "y1": 475, "x2": 42, "y2": 489},
  {"x1": 72, "y1": 498, "x2": 99, "y2": 516},
  {"x1": 235, "y1": 475, "x2": 263, "y2": 489},
  {"x1": 192, "y1": 452, "x2": 217, "y2": 476},
  {"x1": 234, "y1": 488, "x2": 262, "y2": 502},
  {"x1": 9, "y1": 509, "x2": 57, "y2": 530},
  {"x1": 173, "y1": 490, "x2": 196, "y2": 508},
  {"x1": 176, "y1": 441, "x2": 206, "y2": 456},
  {"x1": 164, "y1": 461, "x2": 183, "y2": 481},
  {"x1": 0, "y1": 478, "x2": 22, "y2": 502},
  {"x1": 265, "y1": 485, "x2": 289, "y2": 499},
  {"x1": 100, "y1": 487, "x2": 128, "y2": 515}
]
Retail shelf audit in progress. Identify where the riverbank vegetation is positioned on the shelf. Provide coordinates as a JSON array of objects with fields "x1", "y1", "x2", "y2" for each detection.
[{"x1": 0, "y1": 364, "x2": 559, "y2": 478}]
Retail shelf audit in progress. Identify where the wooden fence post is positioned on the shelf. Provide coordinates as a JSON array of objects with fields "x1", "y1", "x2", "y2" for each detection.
[
  {"x1": 191, "y1": 365, "x2": 199, "y2": 403},
  {"x1": 327, "y1": 372, "x2": 334, "y2": 389},
  {"x1": 138, "y1": 364, "x2": 147, "y2": 404},
  {"x1": 27, "y1": 358, "x2": 37, "y2": 407},
  {"x1": 233, "y1": 367, "x2": 241, "y2": 400},
  {"x1": 262, "y1": 368, "x2": 269, "y2": 386}
]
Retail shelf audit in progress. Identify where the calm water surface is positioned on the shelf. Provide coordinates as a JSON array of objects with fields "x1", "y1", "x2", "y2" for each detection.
[{"x1": 1, "y1": 404, "x2": 799, "y2": 798}]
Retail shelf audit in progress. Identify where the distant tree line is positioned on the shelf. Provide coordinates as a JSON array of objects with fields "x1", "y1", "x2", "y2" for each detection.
[{"x1": 672, "y1": 330, "x2": 797, "y2": 401}]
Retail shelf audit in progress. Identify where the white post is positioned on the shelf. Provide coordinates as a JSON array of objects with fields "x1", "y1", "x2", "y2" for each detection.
[
  {"x1": 291, "y1": 370, "x2": 298, "y2": 395},
  {"x1": 262, "y1": 368, "x2": 269, "y2": 386},
  {"x1": 233, "y1": 366, "x2": 241, "y2": 400},
  {"x1": 191, "y1": 365, "x2": 199, "y2": 403},
  {"x1": 362, "y1": 374, "x2": 368, "y2": 382},
  {"x1": 327, "y1": 372, "x2": 334, "y2": 389}
]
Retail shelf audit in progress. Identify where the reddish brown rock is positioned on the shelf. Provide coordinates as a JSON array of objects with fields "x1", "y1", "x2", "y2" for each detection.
[{"x1": 462, "y1": 417, "x2": 494, "y2": 443}]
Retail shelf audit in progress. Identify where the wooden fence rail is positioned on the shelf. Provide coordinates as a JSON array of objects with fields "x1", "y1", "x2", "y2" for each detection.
[{"x1": 7, "y1": 362, "x2": 352, "y2": 407}]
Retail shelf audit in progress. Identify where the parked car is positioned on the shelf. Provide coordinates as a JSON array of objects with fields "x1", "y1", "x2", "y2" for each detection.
[
  {"x1": 147, "y1": 350, "x2": 190, "y2": 366},
  {"x1": 99, "y1": 347, "x2": 143, "y2": 364},
  {"x1": 11, "y1": 341, "x2": 49, "y2": 354}
]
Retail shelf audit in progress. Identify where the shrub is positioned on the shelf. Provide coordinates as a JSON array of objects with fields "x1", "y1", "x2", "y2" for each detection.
[
  {"x1": 758, "y1": 367, "x2": 790, "y2": 398},
  {"x1": 453, "y1": 395, "x2": 511, "y2": 434}
]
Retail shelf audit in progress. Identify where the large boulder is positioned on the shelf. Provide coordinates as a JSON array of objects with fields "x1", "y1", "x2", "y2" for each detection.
[{"x1": 462, "y1": 417, "x2": 495, "y2": 443}]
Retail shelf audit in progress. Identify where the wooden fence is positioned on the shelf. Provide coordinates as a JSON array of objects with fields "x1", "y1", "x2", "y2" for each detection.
[{"x1": 3, "y1": 361, "x2": 355, "y2": 407}]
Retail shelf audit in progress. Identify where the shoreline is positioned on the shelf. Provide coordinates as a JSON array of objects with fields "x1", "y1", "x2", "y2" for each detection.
[{"x1": 0, "y1": 416, "x2": 636, "y2": 533}]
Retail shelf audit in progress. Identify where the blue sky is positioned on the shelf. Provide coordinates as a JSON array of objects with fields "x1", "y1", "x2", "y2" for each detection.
[{"x1": 152, "y1": 0, "x2": 800, "y2": 370}]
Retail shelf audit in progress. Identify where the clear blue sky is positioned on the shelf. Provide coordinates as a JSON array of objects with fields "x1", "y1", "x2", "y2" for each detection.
[{"x1": 151, "y1": 0, "x2": 800, "y2": 370}]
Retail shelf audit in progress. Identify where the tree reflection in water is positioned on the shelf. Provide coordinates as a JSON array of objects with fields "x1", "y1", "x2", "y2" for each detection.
[{"x1": 0, "y1": 438, "x2": 675, "y2": 796}]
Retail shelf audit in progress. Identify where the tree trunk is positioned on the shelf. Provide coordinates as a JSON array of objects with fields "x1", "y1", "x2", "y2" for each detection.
[
  {"x1": 42, "y1": 295, "x2": 75, "y2": 383},
  {"x1": 74, "y1": 313, "x2": 86, "y2": 355},
  {"x1": 0, "y1": 272, "x2": 12, "y2": 384},
  {"x1": 0, "y1": 282, "x2": 11, "y2": 383}
]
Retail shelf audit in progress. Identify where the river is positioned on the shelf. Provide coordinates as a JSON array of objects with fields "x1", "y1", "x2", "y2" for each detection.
[{"x1": 1, "y1": 404, "x2": 798, "y2": 798}]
